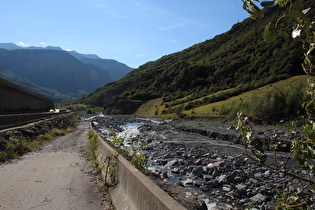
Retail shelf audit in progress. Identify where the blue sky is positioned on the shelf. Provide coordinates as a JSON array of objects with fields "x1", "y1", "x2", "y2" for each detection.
[{"x1": 0, "y1": 0, "x2": 249, "y2": 68}]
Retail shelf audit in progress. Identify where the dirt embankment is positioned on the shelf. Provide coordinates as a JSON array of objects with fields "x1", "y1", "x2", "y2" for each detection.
[{"x1": 0, "y1": 113, "x2": 77, "y2": 141}]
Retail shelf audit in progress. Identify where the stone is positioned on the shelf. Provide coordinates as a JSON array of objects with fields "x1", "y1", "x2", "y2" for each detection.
[
  {"x1": 161, "y1": 171, "x2": 169, "y2": 179},
  {"x1": 203, "y1": 175, "x2": 213, "y2": 181},
  {"x1": 254, "y1": 173, "x2": 263, "y2": 179},
  {"x1": 200, "y1": 185, "x2": 209, "y2": 192},
  {"x1": 165, "y1": 159, "x2": 179, "y2": 168},
  {"x1": 176, "y1": 181, "x2": 184, "y2": 187},
  {"x1": 183, "y1": 179, "x2": 193, "y2": 186},
  {"x1": 212, "y1": 168, "x2": 220, "y2": 178},
  {"x1": 195, "y1": 159, "x2": 203, "y2": 165},
  {"x1": 163, "y1": 153, "x2": 173, "y2": 159},
  {"x1": 212, "y1": 153, "x2": 219, "y2": 159},
  {"x1": 236, "y1": 184, "x2": 247, "y2": 191},
  {"x1": 193, "y1": 180, "x2": 203, "y2": 187},
  {"x1": 203, "y1": 153, "x2": 211, "y2": 158},
  {"x1": 222, "y1": 186, "x2": 231, "y2": 192},
  {"x1": 249, "y1": 178, "x2": 258, "y2": 184},
  {"x1": 216, "y1": 174, "x2": 228, "y2": 185},
  {"x1": 208, "y1": 180, "x2": 219, "y2": 188},
  {"x1": 190, "y1": 166, "x2": 203, "y2": 178},
  {"x1": 158, "y1": 159, "x2": 168, "y2": 166},
  {"x1": 264, "y1": 170, "x2": 271, "y2": 177},
  {"x1": 250, "y1": 193, "x2": 267, "y2": 202},
  {"x1": 233, "y1": 158, "x2": 244, "y2": 167},
  {"x1": 171, "y1": 168, "x2": 180, "y2": 174}
]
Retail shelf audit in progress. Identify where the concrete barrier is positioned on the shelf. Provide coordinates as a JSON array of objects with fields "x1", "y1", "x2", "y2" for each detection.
[{"x1": 91, "y1": 127, "x2": 187, "y2": 210}]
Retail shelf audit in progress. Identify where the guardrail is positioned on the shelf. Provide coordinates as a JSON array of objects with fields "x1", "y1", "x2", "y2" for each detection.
[{"x1": 90, "y1": 126, "x2": 187, "y2": 210}]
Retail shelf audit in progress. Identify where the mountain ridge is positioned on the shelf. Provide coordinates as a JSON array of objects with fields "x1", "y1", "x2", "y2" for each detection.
[
  {"x1": 0, "y1": 42, "x2": 133, "y2": 81},
  {"x1": 0, "y1": 43, "x2": 133, "y2": 103}
]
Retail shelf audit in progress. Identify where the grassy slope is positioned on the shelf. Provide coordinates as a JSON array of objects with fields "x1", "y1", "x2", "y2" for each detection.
[{"x1": 135, "y1": 75, "x2": 309, "y2": 119}]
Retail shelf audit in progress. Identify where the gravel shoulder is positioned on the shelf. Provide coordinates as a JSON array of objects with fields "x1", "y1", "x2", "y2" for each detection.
[{"x1": 0, "y1": 121, "x2": 111, "y2": 210}]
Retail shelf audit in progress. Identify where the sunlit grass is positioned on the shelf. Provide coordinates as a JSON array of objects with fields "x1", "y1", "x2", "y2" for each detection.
[{"x1": 136, "y1": 75, "x2": 310, "y2": 119}]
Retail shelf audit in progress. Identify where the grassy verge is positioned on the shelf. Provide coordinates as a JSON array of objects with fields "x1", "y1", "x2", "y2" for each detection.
[{"x1": 0, "y1": 114, "x2": 78, "y2": 163}]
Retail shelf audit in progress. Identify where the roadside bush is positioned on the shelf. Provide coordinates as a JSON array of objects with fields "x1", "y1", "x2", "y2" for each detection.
[
  {"x1": 51, "y1": 128, "x2": 66, "y2": 136},
  {"x1": 175, "y1": 105, "x2": 186, "y2": 118},
  {"x1": 86, "y1": 109, "x2": 94, "y2": 114},
  {"x1": 0, "y1": 113, "x2": 78, "y2": 163},
  {"x1": 0, "y1": 135, "x2": 30, "y2": 162},
  {"x1": 248, "y1": 85, "x2": 304, "y2": 120}
]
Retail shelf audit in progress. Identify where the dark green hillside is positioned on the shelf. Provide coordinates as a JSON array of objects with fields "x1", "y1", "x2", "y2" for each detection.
[{"x1": 74, "y1": 0, "x2": 314, "y2": 113}]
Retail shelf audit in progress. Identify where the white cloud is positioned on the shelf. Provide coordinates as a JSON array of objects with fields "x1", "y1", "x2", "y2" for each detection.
[
  {"x1": 18, "y1": 42, "x2": 26, "y2": 46},
  {"x1": 64, "y1": 49, "x2": 72, "y2": 51},
  {"x1": 40, "y1": 42, "x2": 47, "y2": 46},
  {"x1": 137, "y1": 54, "x2": 143, "y2": 57}
]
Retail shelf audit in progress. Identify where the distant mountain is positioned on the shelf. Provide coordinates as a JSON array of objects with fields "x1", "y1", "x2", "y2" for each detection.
[
  {"x1": 73, "y1": 0, "x2": 313, "y2": 114},
  {"x1": 78, "y1": 58, "x2": 133, "y2": 81},
  {"x1": 0, "y1": 43, "x2": 133, "y2": 102},
  {"x1": 67, "y1": 50, "x2": 101, "y2": 60},
  {"x1": 0, "y1": 48, "x2": 112, "y2": 102},
  {"x1": 0, "y1": 43, "x2": 63, "y2": 51},
  {"x1": 0, "y1": 68, "x2": 67, "y2": 102},
  {"x1": 67, "y1": 50, "x2": 133, "y2": 81},
  {"x1": 0, "y1": 43, "x2": 133, "y2": 83}
]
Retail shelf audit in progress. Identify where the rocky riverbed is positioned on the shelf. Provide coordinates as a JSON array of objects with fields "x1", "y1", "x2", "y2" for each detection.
[{"x1": 84, "y1": 114, "x2": 309, "y2": 209}]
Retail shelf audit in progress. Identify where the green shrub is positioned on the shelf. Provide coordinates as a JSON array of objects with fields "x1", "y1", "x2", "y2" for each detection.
[{"x1": 248, "y1": 85, "x2": 304, "y2": 120}]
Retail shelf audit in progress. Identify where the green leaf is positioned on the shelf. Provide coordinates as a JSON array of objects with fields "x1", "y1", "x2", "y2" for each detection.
[
  {"x1": 264, "y1": 24, "x2": 277, "y2": 42},
  {"x1": 279, "y1": 30, "x2": 289, "y2": 38},
  {"x1": 306, "y1": 129, "x2": 315, "y2": 140},
  {"x1": 285, "y1": 10, "x2": 304, "y2": 20},
  {"x1": 244, "y1": 1, "x2": 264, "y2": 18},
  {"x1": 261, "y1": 1, "x2": 277, "y2": 8},
  {"x1": 277, "y1": 0, "x2": 288, "y2": 7}
]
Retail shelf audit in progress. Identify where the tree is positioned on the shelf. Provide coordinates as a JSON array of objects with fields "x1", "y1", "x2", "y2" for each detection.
[{"x1": 239, "y1": 0, "x2": 315, "y2": 209}]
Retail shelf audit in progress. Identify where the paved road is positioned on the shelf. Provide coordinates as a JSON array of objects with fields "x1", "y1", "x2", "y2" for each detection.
[{"x1": 0, "y1": 121, "x2": 104, "y2": 210}]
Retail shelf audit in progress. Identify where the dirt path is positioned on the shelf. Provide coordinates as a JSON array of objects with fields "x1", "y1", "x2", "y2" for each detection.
[{"x1": 0, "y1": 121, "x2": 106, "y2": 210}]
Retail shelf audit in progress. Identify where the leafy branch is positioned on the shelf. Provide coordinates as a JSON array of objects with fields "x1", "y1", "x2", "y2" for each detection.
[
  {"x1": 242, "y1": 0, "x2": 315, "y2": 74},
  {"x1": 239, "y1": 1, "x2": 315, "y2": 208},
  {"x1": 104, "y1": 129, "x2": 148, "y2": 172}
]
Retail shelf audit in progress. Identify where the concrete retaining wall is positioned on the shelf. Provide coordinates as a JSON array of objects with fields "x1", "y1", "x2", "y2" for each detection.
[
  {"x1": 0, "y1": 112, "x2": 59, "y2": 130},
  {"x1": 91, "y1": 128, "x2": 187, "y2": 210},
  {"x1": 0, "y1": 77, "x2": 54, "y2": 113}
]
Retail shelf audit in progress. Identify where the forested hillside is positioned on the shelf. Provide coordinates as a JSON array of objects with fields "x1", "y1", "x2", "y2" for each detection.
[{"x1": 74, "y1": 0, "x2": 314, "y2": 115}]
